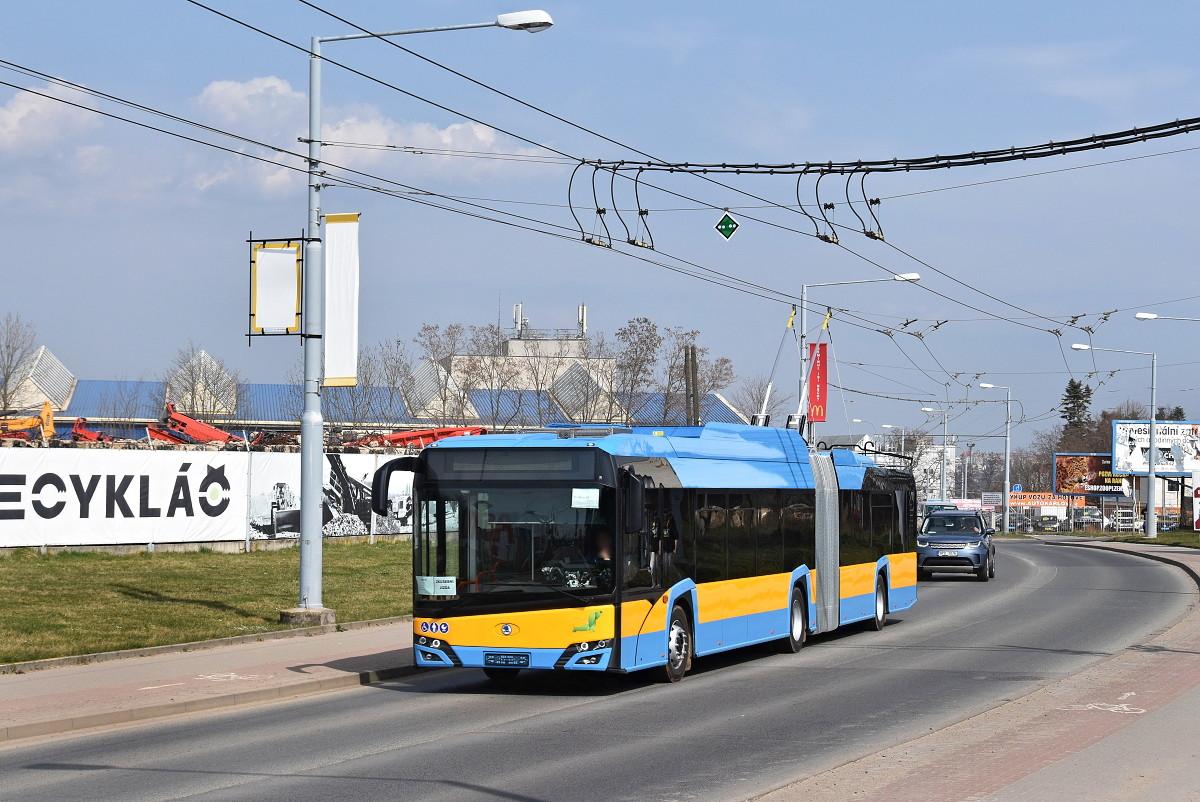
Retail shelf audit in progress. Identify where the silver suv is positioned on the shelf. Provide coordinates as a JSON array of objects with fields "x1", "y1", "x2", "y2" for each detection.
[{"x1": 917, "y1": 511, "x2": 996, "y2": 582}]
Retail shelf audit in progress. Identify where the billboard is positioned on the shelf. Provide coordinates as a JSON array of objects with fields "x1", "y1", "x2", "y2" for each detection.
[
  {"x1": 1005, "y1": 492, "x2": 1085, "y2": 508},
  {"x1": 1053, "y1": 452, "x2": 1127, "y2": 496},
  {"x1": 1112, "y1": 420, "x2": 1200, "y2": 476},
  {"x1": 0, "y1": 448, "x2": 412, "y2": 548},
  {"x1": 807, "y1": 342, "x2": 827, "y2": 423}
]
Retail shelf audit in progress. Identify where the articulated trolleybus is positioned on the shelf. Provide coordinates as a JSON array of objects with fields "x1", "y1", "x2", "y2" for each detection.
[{"x1": 370, "y1": 422, "x2": 917, "y2": 682}]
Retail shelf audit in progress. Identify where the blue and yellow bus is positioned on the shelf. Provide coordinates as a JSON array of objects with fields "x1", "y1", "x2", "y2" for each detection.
[{"x1": 371, "y1": 422, "x2": 917, "y2": 682}]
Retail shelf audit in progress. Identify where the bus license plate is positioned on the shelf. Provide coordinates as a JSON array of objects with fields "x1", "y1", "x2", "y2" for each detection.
[
  {"x1": 938, "y1": 550, "x2": 959, "y2": 557},
  {"x1": 484, "y1": 652, "x2": 530, "y2": 668}
]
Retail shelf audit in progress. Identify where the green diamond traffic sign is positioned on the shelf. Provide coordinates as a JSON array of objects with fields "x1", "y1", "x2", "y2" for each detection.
[{"x1": 714, "y1": 212, "x2": 740, "y2": 240}]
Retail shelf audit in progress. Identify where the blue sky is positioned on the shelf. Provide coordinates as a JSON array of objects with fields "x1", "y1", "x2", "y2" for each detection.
[{"x1": 3, "y1": 1, "x2": 1198, "y2": 447}]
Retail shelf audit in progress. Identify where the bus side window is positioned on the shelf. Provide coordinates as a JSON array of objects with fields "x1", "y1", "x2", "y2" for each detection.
[
  {"x1": 755, "y1": 491, "x2": 784, "y2": 575},
  {"x1": 727, "y1": 493, "x2": 755, "y2": 579},
  {"x1": 782, "y1": 491, "x2": 816, "y2": 571},
  {"x1": 696, "y1": 493, "x2": 727, "y2": 582}
]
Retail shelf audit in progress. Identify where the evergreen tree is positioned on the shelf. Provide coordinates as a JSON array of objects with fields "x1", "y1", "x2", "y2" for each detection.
[{"x1": 1058, "y1": 379, "x2": 1093, "y2": 450}]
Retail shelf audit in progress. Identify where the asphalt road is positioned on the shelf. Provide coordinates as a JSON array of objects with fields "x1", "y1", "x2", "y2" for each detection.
[{"x1": 2, "y1": 541, "x2": 1194, "y2": 802}]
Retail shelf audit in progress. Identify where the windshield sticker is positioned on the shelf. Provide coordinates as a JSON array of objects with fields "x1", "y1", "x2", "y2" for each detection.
[
  {"x1": 416, "y1": 576, "x2": 458, "y2": 596},
  {"x1": 572, "y1": 488, "x2": 600, "y2": 509}
]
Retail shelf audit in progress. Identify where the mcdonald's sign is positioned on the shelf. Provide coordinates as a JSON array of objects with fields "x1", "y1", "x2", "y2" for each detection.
[{"x1": 807, "y1": 342, "x2": 828, "y2": 423}]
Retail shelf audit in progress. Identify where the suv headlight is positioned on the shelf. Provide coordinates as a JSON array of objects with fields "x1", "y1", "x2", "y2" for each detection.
[
  {"x1": 916, "y1": 537, "x2": 928, "y2": 547},
  {"x1": 967, "y1": 540, "x2": 982, "y2": 548}
]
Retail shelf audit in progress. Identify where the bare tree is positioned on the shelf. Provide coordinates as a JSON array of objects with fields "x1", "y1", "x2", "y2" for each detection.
[
  {"x1": 412, "y1": 323, "x2": 468, "y2": 425},
  {"x1": 462, "y1": 324, "x2": 524, "y2": 429},
  {"x1": 523, "y1": 337, "x2": 572, "y2": 426},
  {"x1": 377, "y1": 338, "x2": 415, "y2": 422},
  {"x1": 0, "y1": 312, "x2": 38, "y2": 412},
  {"x1": 731, "y1": 374, "x2": 791, "y2": 421},
  {"x1": 164, "y1": 343, "x2": 240, "y2": 421},
  {"x1": 613, "y1": 317, "x2": 661, "y2": 423},
  {"x1": 653, "y1": 328, "x2": 735, "y2": 424}
]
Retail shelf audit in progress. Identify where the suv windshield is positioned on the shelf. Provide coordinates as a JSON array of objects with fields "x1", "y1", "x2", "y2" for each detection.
[
  {"x1": 415, "y1": 485, "x2": 615, "y2": 604},
  {"x1": 922, "y1": 515, "x2": 983, "y2": 534}
]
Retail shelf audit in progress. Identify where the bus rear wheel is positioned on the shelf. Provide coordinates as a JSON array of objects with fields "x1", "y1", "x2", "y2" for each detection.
[
  {"x1": 780, "y1": 588, "x2": 807, "y2": 653},
  {"x1": 664, "y1": 603, "x2": 692, "y2": 683},
  {"x1": 869, "y1": 577, "x2": 887, "y2": 631}
]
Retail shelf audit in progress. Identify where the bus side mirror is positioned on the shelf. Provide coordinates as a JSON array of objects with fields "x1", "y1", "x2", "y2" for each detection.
[
  {"x1": 371, "y1": 456, "x2": 420, "y2": 517},
  {"x1": 623, "y1": 471, "x2": 645, "y2": 534}
]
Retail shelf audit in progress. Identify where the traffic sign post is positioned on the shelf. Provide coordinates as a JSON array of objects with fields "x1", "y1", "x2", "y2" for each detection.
[
  {"x1": 1012, "y1": 483, "x2": 1023, "y2": 493},
  {"x1": 714, "y1": 212, "x2": 740, "y2": 240}
]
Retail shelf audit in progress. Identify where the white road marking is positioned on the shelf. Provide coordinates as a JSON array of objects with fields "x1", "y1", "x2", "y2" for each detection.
[
  {"x1": 1118, "y1": 691, "x2": 1136, "y2": 700},
  {"x1": 137, "y1": 682, "x2": 185, "y2": 691},
  {"x1": 1059, "y1": 702, "x2": 1145, "y2": 714},
  {"x1": 194, "y1": 672, "x2": 265, "y2": 682}
]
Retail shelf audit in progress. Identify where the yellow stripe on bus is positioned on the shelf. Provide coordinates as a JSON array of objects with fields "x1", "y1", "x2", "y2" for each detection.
[
  {"x1": 887, "y1": 552, "x2": 917, "y2": 589},
  {"x1": 414, "y1": 604, "x2": 614, "y2": 649}
]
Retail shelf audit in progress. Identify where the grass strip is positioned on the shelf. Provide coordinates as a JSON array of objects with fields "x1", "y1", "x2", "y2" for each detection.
[{"x1": 0, "y1": 541, "x2": 412, "y2": 663}]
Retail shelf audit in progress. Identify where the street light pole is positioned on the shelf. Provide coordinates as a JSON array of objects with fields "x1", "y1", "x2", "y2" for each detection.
[
  {"x1": 1072, "y1": 342, "x2": 1157, "y2": 539},
  {"x1": 797, "y1": 273, "x2": 919, "y2": 440},
  {"x1": 980, "y1": 383, "x2": 1012, "y2": 534},
  {"x1": 293, "y1": 11, "x2": 554, "y2": 620}
]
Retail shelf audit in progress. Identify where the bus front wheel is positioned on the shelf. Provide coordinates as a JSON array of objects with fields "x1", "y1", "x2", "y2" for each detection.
[{"x1": 664, "y1": 604, "x2": 692, "y2": 682}]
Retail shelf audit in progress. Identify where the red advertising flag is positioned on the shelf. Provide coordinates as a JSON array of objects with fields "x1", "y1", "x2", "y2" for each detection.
[{"x1": 807, "y1": 342, "x2": 828, "y2": 423}]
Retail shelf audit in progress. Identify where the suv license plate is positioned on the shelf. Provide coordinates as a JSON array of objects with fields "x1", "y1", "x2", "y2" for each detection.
[
  {"x1": 938, "y1": 550, "x2": 959, "y2": 557},
  {"x1": 484, "y1": 652, "x2": 530, "y2": 668}
]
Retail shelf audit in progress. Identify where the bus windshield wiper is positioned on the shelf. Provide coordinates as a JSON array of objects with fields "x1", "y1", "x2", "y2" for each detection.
[{"x1": 483, "y1": 581, "x2": 598, "y2": 606}]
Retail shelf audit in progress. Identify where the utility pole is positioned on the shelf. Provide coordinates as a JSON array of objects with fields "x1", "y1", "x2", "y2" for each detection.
[{"x1": 286, "y1": 10, "x2": 555, "y2": 625}]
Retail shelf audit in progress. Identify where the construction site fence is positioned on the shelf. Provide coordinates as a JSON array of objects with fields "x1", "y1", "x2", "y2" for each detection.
[{"x1": 0, "y1": 446, "x2": 415, "y2": 549}]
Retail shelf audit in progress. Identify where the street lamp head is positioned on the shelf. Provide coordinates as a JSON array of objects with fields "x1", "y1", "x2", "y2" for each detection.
[
  {"x1": 1070, "y1": 343, "x2": 1090, "y2": 351},
  {"x1": 881, "y1": 423, "x2": 896, "y2": 429},
  {"x1": 851, "y1": 418, "x2": 864, "y2": 423},
  {"x1": 893, "y1": 272, "x2": 921, "y2": 282},
  {"x1": 1135, "y1": 312, "x2": 1159, "y2": 320},
  {"x1": 496, "y1": 9, "x2": 554, "y2": 31},
  {"x1": 979, "y1": 382, "x2": 995, "y2": 389},
  {"x1": 920, "y1": 406, "x2": 936, "y2": 413}
]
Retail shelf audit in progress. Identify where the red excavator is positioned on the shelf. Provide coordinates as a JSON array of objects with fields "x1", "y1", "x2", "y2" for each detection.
[
  {"x1": 71, "y1": 417, "x2": 112, "y2": 443},
  {"x1": 146, "y1": 403, "x2": 243, "y2": 444},
  {"x1": 343, "y1": 426, "x2": 486, "y2": 448}
]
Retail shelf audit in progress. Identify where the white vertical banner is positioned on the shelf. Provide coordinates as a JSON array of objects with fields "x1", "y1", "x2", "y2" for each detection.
[{"x1": 323, "y1": 212, "x2": 361, "y2": 387}]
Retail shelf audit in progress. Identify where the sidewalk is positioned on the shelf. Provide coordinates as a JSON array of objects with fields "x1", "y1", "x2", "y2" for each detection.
[
  {"x1": 756, "y1": 535, "x2": 1200, "y2": 802},
  {"x1": 0, "y1": 620, "x2": 414, "y2": 744}
]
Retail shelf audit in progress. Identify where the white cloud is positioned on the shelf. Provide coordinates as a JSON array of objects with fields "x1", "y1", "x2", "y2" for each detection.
[
  {"x1": 0, "y1": 82, "x2": 99, "y2": 157},
  {"x1": 196, "y1": 76, "x2": 304, "y2": 131},
  {"x1": 188, "y1": 76, "x2": 546, "y2": 195}
]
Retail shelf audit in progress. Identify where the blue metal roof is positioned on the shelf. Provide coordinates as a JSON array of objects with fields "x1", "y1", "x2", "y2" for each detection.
[
  {"x1": 66, "y1": 380, "x2": 165, "y2": 420},
  {"x1": 617, "y1": 391, "x2": 745, "y2": 426},
  {"x1": 468, "y1": 389, "x2": 568, "y2": 427}
]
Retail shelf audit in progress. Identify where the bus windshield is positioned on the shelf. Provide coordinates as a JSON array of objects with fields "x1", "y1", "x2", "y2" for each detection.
[{"x1": 415, "y1": 485, "x2": 616, "y2": 603}]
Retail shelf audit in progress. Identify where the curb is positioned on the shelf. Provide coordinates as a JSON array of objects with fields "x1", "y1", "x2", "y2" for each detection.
[
  {"x1": 0, "y1": 661, "x2": 420, "y2": 745},
  {"x1": 1042, "y1": 539, "x2": 1200, "y2": 589},
  {"x1": 0, "y1": 615, "x2": 413, "y2": 675}
]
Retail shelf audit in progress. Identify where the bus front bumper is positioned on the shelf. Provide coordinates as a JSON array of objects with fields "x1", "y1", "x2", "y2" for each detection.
[{"x1": 414, "y1": 636, "x2": 614, "y2": 671}]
